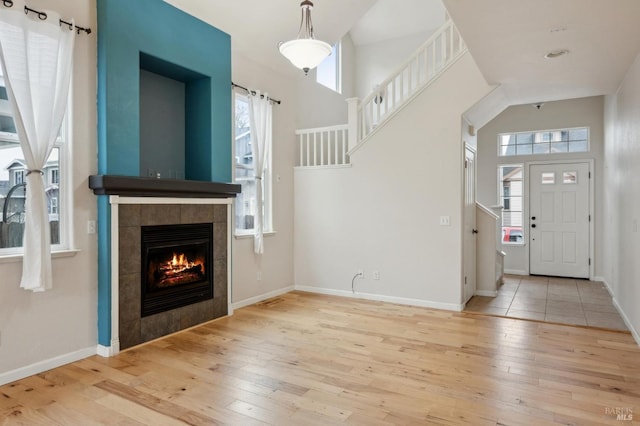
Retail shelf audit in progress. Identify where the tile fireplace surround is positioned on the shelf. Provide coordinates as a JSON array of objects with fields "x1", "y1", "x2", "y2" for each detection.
[
  {"x1": 117, "y1": 200, "x2": 228, "y2": 350},
  {"x1": 90, "y1": 176, "x2": 240, "y2": 354}
]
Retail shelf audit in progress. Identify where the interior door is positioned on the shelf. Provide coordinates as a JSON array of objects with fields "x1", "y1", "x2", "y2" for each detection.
[
  {"x1": 529, "y1": 162, "x2": 590, "y2": 278},
  {"x1": 463, "y1": 147, "x2": 476, "y2": 302}
]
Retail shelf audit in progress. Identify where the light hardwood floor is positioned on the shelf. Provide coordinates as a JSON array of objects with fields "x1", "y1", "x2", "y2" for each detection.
[{"x1": 1, "y1": 291, "x2": 639, "y2": 425}]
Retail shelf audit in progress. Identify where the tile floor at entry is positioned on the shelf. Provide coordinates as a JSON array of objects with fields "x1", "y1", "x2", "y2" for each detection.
[{"x1": 465, "y1": 275, "x2": 629, "y2": 331}]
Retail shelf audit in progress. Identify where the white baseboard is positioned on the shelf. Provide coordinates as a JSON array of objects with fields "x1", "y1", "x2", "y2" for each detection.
[
  {"x1": 612, "y1": 297, "x2": 640, "y2": 346},
  {"x1": 475, "y1": 290, "x2": 498, "y2": 297},
  {"x1": 0, "y1": 346, "x2": 96, "y2": 386},
  {"x1": 96, "y1": 338, "x2": 120, "y2": 358},
  {"x1": 232, "y1": 285, "x2": 295, "y2": 310},
  {"x1": 593, "y1": 276, "x2": 605, "y2": 283},
  {"x1": 295, "y1": 285, "x2": 465, "y2": 312},
  {"x1": 504, "y1": 269, "x2": 527, "y2": 275},
  {"x1": 599, "y1": 278, "x2": 640, "y2": 346}
]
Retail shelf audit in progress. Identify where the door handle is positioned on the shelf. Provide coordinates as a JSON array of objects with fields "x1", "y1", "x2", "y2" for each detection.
[{"x1": 472, "y1": 229, "x2": 478, "y2": 234}]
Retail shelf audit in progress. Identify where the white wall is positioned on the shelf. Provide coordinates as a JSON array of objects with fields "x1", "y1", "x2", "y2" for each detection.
[
  {"x1": 476, "y1": 97, "x2": 605, "y2": 276},
  {"x1": 0, "y1": 0, "x2": 98, "y2": 380},
  {"x1": 294, "y1": 53, "x2": 492, "y2": 308},
  {"x1": 231, "y1": 53, "x2": 296, "y2": 305},
  {"x1": 603, "y1": 53, "x2": 640, "y2": 341}
]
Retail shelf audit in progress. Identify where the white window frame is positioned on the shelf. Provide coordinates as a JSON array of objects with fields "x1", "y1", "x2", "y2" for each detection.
[
  {"x1": 498, "y1": 164, "x2": 524, "y2": 246},
  {"x1": 316, "y1": 42, "x2": 342, "y2": 94},
  {"x1": 0, "y1": 77, "x2": 73, "y2": 257},
  {"x1": 232, "y1": 90, "x2": 273, "y2": 237},
  {"x1": 498, "y1": 127, "x2": 590, "y2": 157}
]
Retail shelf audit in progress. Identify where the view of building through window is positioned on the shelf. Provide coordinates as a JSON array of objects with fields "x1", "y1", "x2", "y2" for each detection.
[
  {"x1": 499, "y1": 165, "x2": 524, "y2": 244},
  {"x1": 233, "y1": 92, "x2": 272, "y2": 235},
  {"x1": 0, "y1": 74, "x2": 64, "y2": 250},
  {"x1": 499, "y1": 127, "x2": 589, "y2": 157}
]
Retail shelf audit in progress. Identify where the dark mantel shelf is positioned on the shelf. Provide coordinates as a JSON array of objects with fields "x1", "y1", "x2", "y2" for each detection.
[{"x1": 89, "y1": 175, "x2": 241, "y2": 198}]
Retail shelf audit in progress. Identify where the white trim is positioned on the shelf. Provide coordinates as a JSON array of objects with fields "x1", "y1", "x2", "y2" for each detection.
[
  {"x1": 0, "y1": 248, "x2": 80, "y2": 263},
  {"x1": 294, "y1": 164, "x2": 352, "y2": 171},
  {"x1": 232, "y1": 285, "x2": 295, "y2": 310},
  {"x1": 599, "y1": 278, "x2": 640, "y2": 347},
  {"x1": 295, "y1": 124, "x2": 348, "y2": 134},
  {"x1": 0, "y1": 346, "x2": 95, "y2": 386},
  {"x1": 227, "y1": 203, "x2": 234, "y2": 316},
  {"x1": 109, "y1": 200, "x2": 119, "y2": 356},
  {"x1": 234, "y1": 230, "x2": 277, "y2": 240},
  {"x1": 295, "y1": 285, "x2": 465, "y2": 312},
  {"x1": 475, "y1": 290, "x2": 498, "y2": 297},
  {"x1": 96, "y1": 342, "x2": 119, "y2": 358},
  {"x1": 593, "y1": 276, "x2": 606, "y2": 283},
  {"x1": 612, "y1": 298, "x2": 640, "y2": 347},
  {"x1": 504, "y1": 269, "x2": 528, "y2": 275}
]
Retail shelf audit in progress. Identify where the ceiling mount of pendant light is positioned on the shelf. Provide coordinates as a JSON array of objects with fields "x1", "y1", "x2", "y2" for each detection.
[{"x1": 279, "y1": 0, "x2": 332, "y2": 75}]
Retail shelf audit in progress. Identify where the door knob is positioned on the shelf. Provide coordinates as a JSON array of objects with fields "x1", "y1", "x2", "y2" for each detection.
[
  {"x1": 472, "y1": 229, "x2": 478, "y2": 234},
  {"x1": 531, "y1": 224, "x2": 537, "y2": 228},
  {"x1": 531, "y1": 216, "x2": 536, "y2": 220}
]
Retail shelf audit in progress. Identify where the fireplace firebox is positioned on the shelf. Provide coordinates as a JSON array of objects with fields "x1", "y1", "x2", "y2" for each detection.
[{"x1": 141, "y1": 223, "x2": 213, "y2": 317}]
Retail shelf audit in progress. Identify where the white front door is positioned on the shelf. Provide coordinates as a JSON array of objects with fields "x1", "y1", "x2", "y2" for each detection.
[
  {"x1": 529, "y1": 162, "x2": 590, "y2": 278},
  {"x1": 463, "y1": 147, "x2": 476, "y2": 302}
]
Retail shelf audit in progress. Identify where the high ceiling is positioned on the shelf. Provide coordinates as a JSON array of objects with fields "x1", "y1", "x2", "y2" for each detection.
[
  {"x1": 164, "y1": 0, "x2": 443, "y2": 75},
  {"x1": 163, "y1": 0, "x2": 377, "y2": 75},
  {"x1": 443, "y1": 0, "x2": 640, "y2": 104},
  {"x1": 165, "y1": 0, "x2": 640, "y2": 105}
]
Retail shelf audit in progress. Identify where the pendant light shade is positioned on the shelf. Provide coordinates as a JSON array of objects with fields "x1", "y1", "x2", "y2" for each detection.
[{"x1": 279, "y1": 0, "x2": 332, "y2": 75}]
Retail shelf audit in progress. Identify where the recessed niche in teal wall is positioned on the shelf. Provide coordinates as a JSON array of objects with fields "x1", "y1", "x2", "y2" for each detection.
[{"x1": 96, "y1": 0, "x2": 231, "y2": 347}]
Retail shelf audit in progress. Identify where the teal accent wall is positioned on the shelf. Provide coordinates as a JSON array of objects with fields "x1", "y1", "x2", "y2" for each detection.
[{"x1": 96, "y1": 0, "x2": 231, "y2": 346}]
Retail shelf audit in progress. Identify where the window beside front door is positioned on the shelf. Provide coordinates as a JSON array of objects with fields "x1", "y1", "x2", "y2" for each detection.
[{"x1": 499, "y1": 164, "x2": 524, "y2": 244}]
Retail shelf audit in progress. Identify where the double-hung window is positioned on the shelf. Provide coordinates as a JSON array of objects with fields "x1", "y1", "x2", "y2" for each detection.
[
  {"x1": 0, "y1": 73, "x2": 70, "y2": 252},
  {"x1": 233, "y1": 91, "x2": 273, "y2": 236}
]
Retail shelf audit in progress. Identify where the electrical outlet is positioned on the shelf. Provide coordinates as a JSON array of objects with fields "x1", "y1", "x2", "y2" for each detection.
[
  {"x1": 439, "y1": 216, "x2": 451, "y2": 226},
  {"x1": 373, "y1": 271, "x2": 380, "y2": 280},
  {"x1": 87, "y1": 220, "x2": 96, "y2": 234}
]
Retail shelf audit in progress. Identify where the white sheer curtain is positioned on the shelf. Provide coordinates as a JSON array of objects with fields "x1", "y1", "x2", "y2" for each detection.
[
  {"x1": 247, "y1": 91, "x2": 272, "y2": 254},
  {"x1": 0, "y1": 1, "x2": 75, "y2": 291}
]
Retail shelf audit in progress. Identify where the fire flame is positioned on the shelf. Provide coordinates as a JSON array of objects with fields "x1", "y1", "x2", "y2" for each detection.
[{"x1": 163, "y1": 252, "x2": 202, "y2": 274}]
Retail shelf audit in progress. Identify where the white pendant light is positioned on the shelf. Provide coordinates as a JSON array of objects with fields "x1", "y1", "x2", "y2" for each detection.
[{"x1": 279, "y1": 0, "x2": 332, "y2": 75}]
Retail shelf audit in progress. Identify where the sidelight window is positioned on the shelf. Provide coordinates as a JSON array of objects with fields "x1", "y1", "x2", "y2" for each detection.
[{"x1": 499, "y1": 165, "x2": 524, "y2": 244}]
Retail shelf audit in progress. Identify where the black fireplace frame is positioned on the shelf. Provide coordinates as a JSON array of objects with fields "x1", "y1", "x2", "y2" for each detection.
[{"x1": 141, "y1": 223, "x2": 214, "y2": 317}]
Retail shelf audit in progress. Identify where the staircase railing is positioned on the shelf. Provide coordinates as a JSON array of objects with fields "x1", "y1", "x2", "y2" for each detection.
[
  {"x1": 294, "y1": 19, "x2": 466, "y2": 169},
  {"x1": 354, "y1": 19, "x2": 466, "y2": 146},
  {"x1": 295, "y1": 124, "x2": 349, "y2": 168}
]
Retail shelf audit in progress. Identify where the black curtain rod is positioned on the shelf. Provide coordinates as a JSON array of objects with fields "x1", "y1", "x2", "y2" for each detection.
[
  {"x1": 1, "y1": 0, "x2": 91, "y2": 35},
  {"x1": 232, "y1": 82, "x2": 281, "y2": 105}
]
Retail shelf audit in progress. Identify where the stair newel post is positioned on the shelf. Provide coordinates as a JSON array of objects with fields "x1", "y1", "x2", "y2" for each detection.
[{"x1": 346, "y1": 97, "x2": 359, "y2": 152}]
